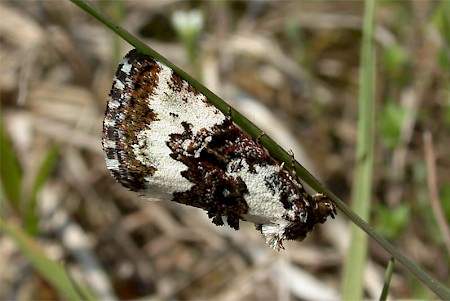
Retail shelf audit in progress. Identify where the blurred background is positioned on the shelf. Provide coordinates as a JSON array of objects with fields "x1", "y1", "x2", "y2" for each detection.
[{"x1": 1, "y1": 1, "x2": 449, "y2": 300}]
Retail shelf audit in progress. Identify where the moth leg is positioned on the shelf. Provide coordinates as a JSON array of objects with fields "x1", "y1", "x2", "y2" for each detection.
[
  {"x1": 226, "y1": 106, "x2": 233, "y2": 119},
  {"x1": 256, "y1": 131, "x2": 267, "y2": 145},
  {"x1": 287, "y1": 149, "x2": 297, "y2": 178},
  {"x1": 287, "y1": 150, "x2": 316, "y2": 207}
]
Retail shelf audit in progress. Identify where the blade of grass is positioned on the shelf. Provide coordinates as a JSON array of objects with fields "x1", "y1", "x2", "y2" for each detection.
[
  {"x1": 380, "y1": 258, "x2": 395, "y2": 301},
  {"x1": 70, "y1": 0, "x2": 450, "y2": 298},
  {"x1": 24, "y1": 145, "x2": 60, "y2": 235},
  {"x1": 0, "y1": 218, "x2": 97, "y2": 301},
  {"x1": 341, "y1": 0, "x2": 376, "y2": 299},
  {"x1": 0, "y1": 119, "x2": 22, "y2": 211},
  {"x1": 109, "y1": 0, "x2": 125, "y2": 64}
]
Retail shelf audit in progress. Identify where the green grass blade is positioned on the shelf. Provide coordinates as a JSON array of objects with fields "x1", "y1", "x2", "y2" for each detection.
[
  {"x1": 0, "y1": 119, "x2": 22, "y2": 211},
  {"x1": 24, "y1": 145, "x2": 60, "y2": 235},
  {"x1": 379, "y1": 258, "x2": 395, "y2": 301},
  {"x1": 0, "y1": 218, "x2": 97, "y2": 301},
  {"x1": 341, "y1": 0, "x2": 376, "y2": 299}
]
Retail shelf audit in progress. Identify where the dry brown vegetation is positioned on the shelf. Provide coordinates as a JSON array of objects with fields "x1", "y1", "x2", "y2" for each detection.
[{"x1": 1, "y1": 1, "x2": 449, "y2": 300}]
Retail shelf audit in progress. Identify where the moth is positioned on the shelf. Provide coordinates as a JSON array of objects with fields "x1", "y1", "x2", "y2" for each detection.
[{"x1": 102, "y1": 49, "x2": 336, "y2": 250}]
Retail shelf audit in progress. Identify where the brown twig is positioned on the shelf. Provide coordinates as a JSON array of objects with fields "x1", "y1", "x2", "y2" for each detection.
[{"x1": 423, "y1": 131, "x2": 450, "y2": 257}]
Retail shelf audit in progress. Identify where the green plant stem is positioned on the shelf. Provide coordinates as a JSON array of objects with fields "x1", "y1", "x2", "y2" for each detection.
[
  {"x1": 342, "y1": 0, "x2": 375, "y2": 299},
  {"x1": 380, "y1": 258, "x2": 395, "y2": 301},
  {"x1": 70, "y1": 0, "x2": 450, "y2": 299},
  {"x1": 0, "y1": 118, "x2": 22, "y2": 210}
]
